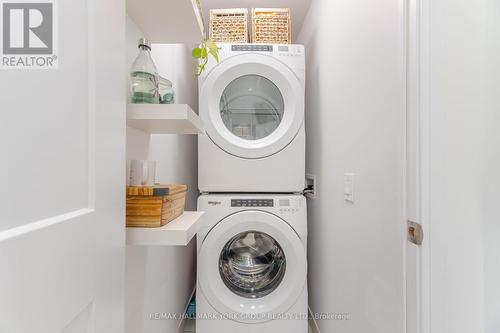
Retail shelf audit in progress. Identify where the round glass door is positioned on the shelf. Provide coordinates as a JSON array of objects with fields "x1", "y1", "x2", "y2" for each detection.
[
  {"x1": 198, "y1": 210, "x2": 307, "y2": 323},
  {"x1": 220, "y1": 75, "x2": 285, "y2": 141},
  {"x1": 219, "y1": 231, "x2": 286, "y2": 299},
  {"x1": 200, "y1": 53, "x2": 304, "y2": 158}
]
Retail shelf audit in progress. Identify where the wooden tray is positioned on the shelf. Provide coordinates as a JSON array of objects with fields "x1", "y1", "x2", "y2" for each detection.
[{"x1": 126, "y1": 184, "x2": 187, "y2": 228}]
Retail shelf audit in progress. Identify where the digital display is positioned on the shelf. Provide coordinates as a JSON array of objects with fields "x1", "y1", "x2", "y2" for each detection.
[
  {"x1": 231, "y1": 199, "x2": 274, "y2": 207},
  {"x1": 279, "y1": 199, "x2": 290, "y2": 207},
  {"x1": 278, "y1": 45, "x2": 289, "y2": 52},
  {"x1": 232, "y1": 45, "x2": 273, "y2": 52}
]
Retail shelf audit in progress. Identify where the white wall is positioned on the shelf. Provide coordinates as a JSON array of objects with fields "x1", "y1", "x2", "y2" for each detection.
[
  {"x1": 297, "y1": 1, "x2": 406, "y2": 332},
  {"x1": 125, "y1": 16, "x2": 198, "y2": 333},
  {"x1": 149, "y1": 43, "x2": 199, "y2": 211}
]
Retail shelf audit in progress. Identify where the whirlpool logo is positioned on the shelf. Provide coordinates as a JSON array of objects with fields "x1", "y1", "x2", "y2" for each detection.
[{"x1": 1, "y1": 0, "x2": 57, "y2": 69}]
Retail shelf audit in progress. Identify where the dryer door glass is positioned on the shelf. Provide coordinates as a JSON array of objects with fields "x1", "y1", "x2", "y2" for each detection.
[
  {"x1": 220, "y1": 75, "x2": 284, "y2": 140},
  {"x1": 219, "y1": 231, "x2": 286, "y2": 299}
]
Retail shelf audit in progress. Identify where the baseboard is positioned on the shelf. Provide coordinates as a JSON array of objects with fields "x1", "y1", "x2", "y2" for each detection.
[
  {"x1": 175, "y1": 285, "x2": 197, "y2": 333},
  {"x1": 308, "y1": 307, "x2": 321, "y2": 333}
]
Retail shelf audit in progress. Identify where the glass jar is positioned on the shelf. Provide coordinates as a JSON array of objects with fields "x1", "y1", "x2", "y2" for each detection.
[{"x1": 159, "y1": 77, "x2": 175, "y2": 104}]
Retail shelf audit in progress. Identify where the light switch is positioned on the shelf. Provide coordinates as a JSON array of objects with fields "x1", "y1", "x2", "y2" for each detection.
[{"x1": 344, "y1": 173, "x2": 355, "y2": 203}]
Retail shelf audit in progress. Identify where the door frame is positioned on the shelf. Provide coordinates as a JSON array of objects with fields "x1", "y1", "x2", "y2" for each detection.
[{"x1": 405, "y1": 0, "x2": 432, "y2": 331}]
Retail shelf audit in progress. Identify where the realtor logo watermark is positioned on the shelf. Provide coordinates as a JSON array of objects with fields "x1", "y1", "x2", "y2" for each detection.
[{"x1": 1, "y1": 0, "x2": 57, "y2": 69}]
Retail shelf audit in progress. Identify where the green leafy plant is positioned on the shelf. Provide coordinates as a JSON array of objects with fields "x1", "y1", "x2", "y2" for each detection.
[
  {"x1": 192, "y1": 39, "x2": 219, "y2": 76},
  {"x1": 191, "y1": 0, "x2": 219, "y2": 76}
]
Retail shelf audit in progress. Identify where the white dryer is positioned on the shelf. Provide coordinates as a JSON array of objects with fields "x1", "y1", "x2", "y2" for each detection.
[
  {"x1": 198, "y1": 44, "x2": 305, "y2": 193},
  {"x1": 196, "y1": 194, "x2": 308, "y2": 333}
]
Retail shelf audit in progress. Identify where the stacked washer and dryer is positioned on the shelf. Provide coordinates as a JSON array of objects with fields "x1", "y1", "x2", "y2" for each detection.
[{"x1": 196, "y1": 44, "x2": 308, "y2": 333}]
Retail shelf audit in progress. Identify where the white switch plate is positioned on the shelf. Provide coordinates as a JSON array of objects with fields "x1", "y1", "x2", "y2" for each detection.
[{"x1": 344, "y1": 173, "x2": 355, "y2": 203}]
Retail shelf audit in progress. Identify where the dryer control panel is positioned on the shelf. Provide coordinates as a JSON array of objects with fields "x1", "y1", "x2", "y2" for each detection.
[
  {"x1": 232, "y1": 45, "x2": 273, "y2": 52},
  {"x1": 199, "y1": 43, "x2": 305, "y2": 82}
]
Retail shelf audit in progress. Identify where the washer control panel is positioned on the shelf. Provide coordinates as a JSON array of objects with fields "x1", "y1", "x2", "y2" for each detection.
[{"x1": 231, "y1": 199, "x2": 274, "y2": 207}]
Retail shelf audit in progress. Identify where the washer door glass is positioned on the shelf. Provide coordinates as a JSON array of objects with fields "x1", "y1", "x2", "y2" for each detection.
[
  {"x1": 219, "y1": 231, "x2": 286, "y2": 299},
  {"x1": 220, "y1": 75, "x2": 284, "y2": 141}
]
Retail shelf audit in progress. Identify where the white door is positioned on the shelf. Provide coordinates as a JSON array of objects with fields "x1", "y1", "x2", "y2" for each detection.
[
  {"x1": 406, "y1": 0, "x2": 499, "y2": 332},
  {"x1": 0, "y1": 0, "x2": 125, "y2": 332},
  {"x1": 200, "y1": 54, "x2": 304, "y2": 159},
  {"x1": 198, "y1": 211, "x2": 306, "y2": 323}
]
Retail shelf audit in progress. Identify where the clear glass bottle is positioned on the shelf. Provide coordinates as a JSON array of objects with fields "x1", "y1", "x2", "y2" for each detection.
[{"x1": 129, "y1": 38, "x2": 159, "y2": 104}]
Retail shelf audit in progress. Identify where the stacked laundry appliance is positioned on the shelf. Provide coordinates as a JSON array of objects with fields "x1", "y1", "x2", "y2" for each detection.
[{"x1": 196, "y1": 43, "x2": 308, "y2": 333}]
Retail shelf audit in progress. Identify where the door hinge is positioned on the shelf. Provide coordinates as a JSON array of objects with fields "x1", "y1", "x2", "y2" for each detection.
[{"x1": 407, "y1": 220, "x2": 423, "y2": 245}]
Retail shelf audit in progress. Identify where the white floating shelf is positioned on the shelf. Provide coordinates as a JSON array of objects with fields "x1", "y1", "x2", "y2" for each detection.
[
  {"x1": 127, "y1": 104, "x2": 205, "y2": 134},
  {"x1": 126, "y1": 211, "x2": 204, "y2": 246}
]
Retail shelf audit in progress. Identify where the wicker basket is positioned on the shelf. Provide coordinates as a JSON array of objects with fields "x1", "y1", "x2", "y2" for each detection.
[
  {"x1": 210, "y1": 8, "x2": 249, "y2": 43},
  {"x1": 251, "y1": 8, "x2": 291, "y2": 44}
]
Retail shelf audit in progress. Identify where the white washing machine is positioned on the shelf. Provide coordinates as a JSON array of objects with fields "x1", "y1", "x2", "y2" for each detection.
[
  {"x1": 198, "y1": 44, "x2": 305, "y2": 193},
  {"x1": 196, "y1": 194, "x2": 308, "y2": 333}
]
